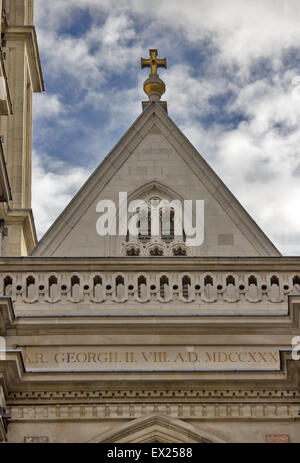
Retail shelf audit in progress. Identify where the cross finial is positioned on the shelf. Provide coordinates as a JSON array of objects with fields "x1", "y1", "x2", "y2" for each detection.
[
  {"x1": 141, "y1": 49, "x2": 167, "y2": 76},
  {"x1": 141, "y1": 49, "x2": 168, "y2": 112}
]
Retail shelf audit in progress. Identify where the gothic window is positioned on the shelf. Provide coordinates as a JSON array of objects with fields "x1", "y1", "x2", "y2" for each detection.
[
  {"x1": 138, "y1": 207, "x2": 151, "y2": 243},
  {"x1": 135, "y1": 198, "x2": 177, "y2": 244},
  {"x1": 124, "y1": 194, "x2": 185, "y2": 256},
  {"x1": 161, "y1": 207, "x2": 175, "y2": 243}
]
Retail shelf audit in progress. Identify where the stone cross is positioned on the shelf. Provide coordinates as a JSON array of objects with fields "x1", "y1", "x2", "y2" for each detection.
[{"x1": 141, "y1": 49, "x2": 167, "y2": 75}]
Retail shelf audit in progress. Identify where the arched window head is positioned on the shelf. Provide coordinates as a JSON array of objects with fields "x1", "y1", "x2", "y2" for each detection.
[{"x1": 149, "y1": 196, "x2": 161, "y2": 207}]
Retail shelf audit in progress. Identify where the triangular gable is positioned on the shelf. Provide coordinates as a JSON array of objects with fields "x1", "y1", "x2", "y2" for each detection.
[
  {"x1": 31, "y1": 102, "x2": 280, "y2": 257},
  {"x1": 89, "y1": 415, "x2": 226, "y2": 443}
]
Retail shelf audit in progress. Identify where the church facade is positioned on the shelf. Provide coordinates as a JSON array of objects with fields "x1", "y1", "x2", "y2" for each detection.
[{"x1": 0, "y1": 1, "x2": 300, "y2": 443}]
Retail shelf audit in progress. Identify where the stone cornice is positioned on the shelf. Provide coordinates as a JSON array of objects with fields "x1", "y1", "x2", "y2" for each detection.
[
  {"x1": 0, "y1": 255, "x2": 300, "y2": 272},
  {"x1": 7, "y1": 403, "x2": 300, "y2": 424},
  {"x1": 1, "y1": 295, "x2": 299, "y2": 335},
  {"x1": 0, "y1": 297, "x2": 15, "y2": 334},
  {"x1": 0, "y1": 351, "x2": 24, "y2": 396},
  {"x1": 8, "y1": 387, "x2": 300, "y2": 402},
  {"x1": 2, "y1": 205, "x2": 37, "y2": 253},
  {"x1": 5, "y1": 26, "x2": 45, "y2": 92}
]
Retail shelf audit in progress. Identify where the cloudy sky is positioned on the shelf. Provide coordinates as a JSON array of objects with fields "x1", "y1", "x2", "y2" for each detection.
[{"x1": 32, "y1": 0, "x2": 300, "y2": 254}]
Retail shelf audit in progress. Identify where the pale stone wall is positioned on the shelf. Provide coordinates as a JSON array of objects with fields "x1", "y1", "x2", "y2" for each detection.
[{"x1": 6, "y1": 0, "x2": 34, "y2": 26}]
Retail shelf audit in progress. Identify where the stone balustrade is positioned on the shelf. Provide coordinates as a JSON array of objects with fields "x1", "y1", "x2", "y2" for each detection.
[{"x1": 1, "y1": 270, "x2": 300, "y2": 314}]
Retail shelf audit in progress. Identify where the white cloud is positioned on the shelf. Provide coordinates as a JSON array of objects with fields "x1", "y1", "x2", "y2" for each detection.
[
  {"x1": 35, "y1": 0, "x2": 300, "y2": 69},
  {"x1": 32, "y1": 1, "x2": 300, "y2": 255},
  {"x1": 208, "y1": 72, "x2": 300, "y2": 254},
  {"x1": 34, "y1": 93, "x2": 65, "y2": 119},
  {"x1": 166, "y1": 65, "x2": 223, "y2": 121},
  {"x1": 32, "y1": 151, "x2": 90, "y2": 238},
  {"x1": 91, "y1": 14, "x2": 136, "y2": 46},
  {"x1": 37, "y1": 30, "x2": 104, "y2": 87}
]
